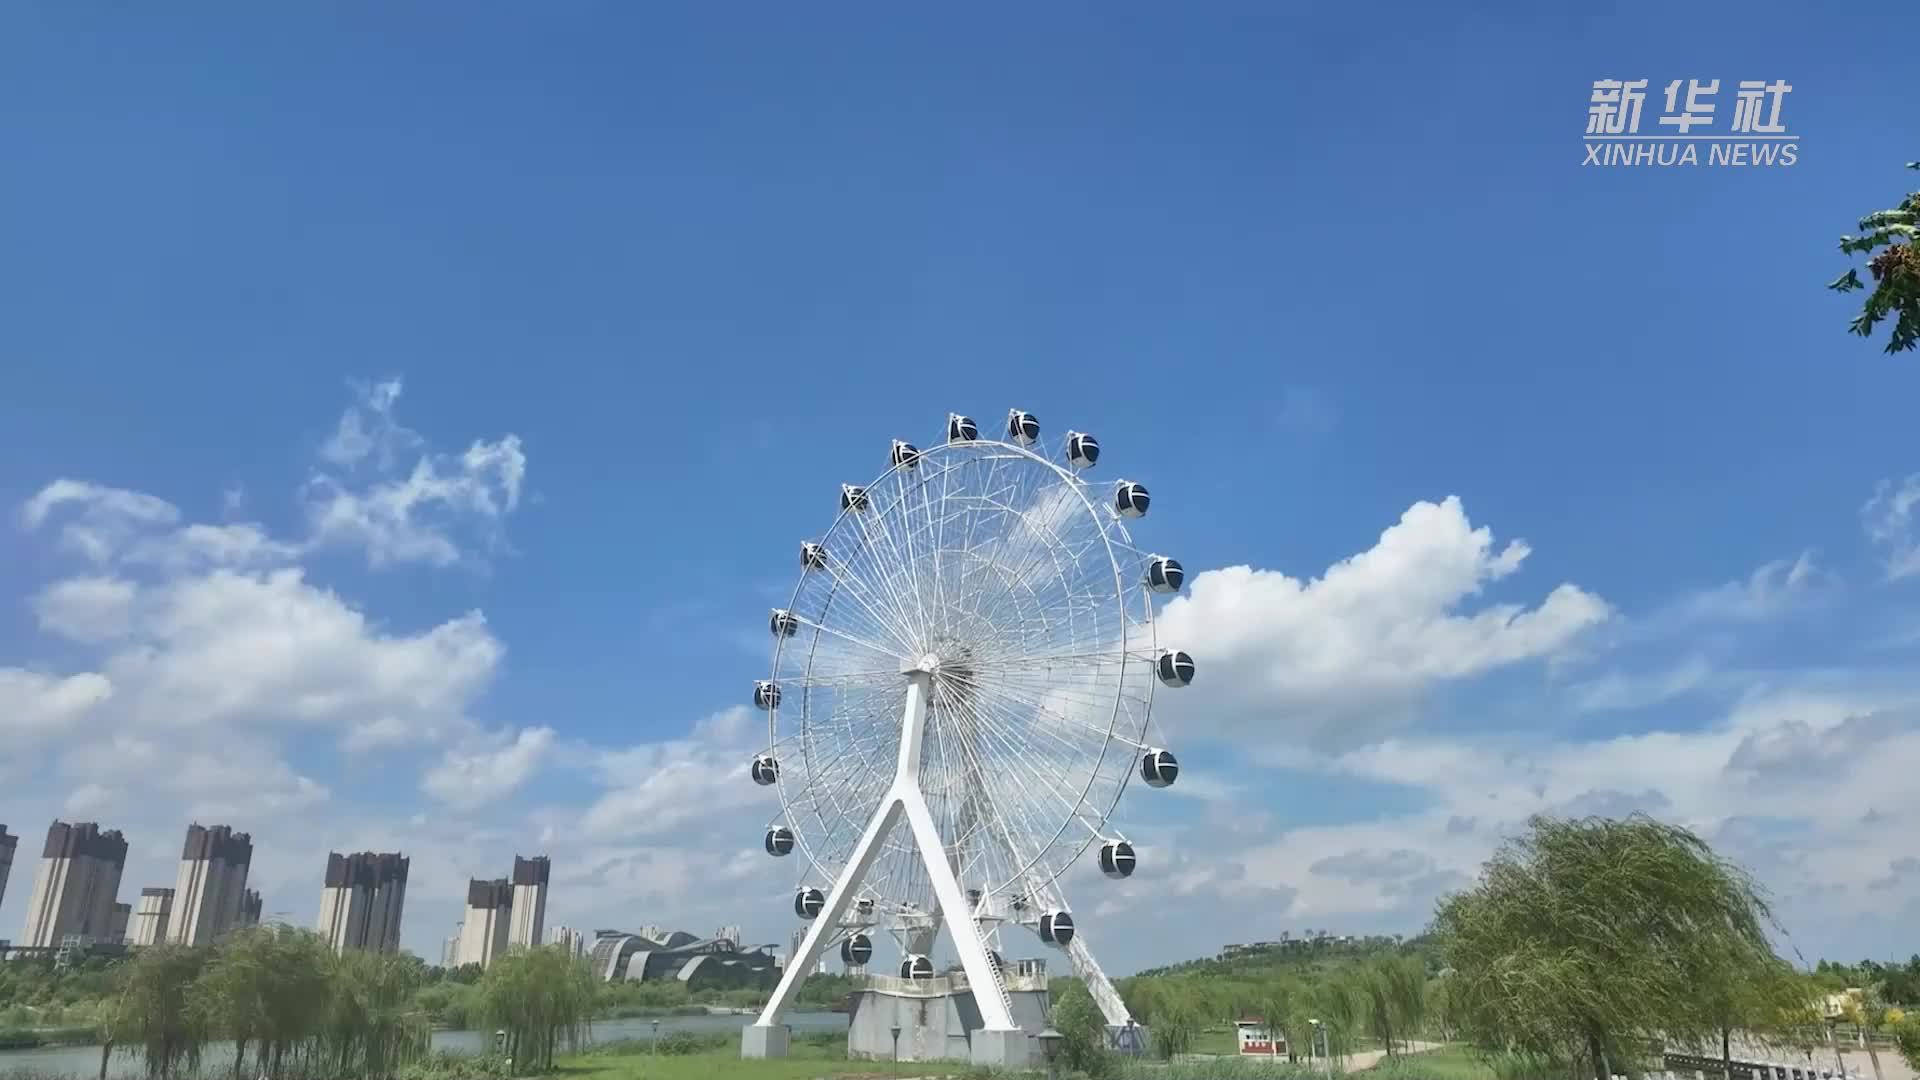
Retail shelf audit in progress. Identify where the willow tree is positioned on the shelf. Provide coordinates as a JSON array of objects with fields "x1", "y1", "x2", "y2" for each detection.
[
  {"x1": 105, "y1": 944, "x2": 211, "y2": 1080},
  {"x1": 192, "y1": 925, "x2": 337, "y2": 1079},
  {"x1": 1434, "y1": 813, "x2": 1781, "y2": 1080},
  {"x1": 477, "y1": 945, "x2": 597, "y2": 1074},
  {"x1": 321, "y1": 949, "x2": 429, "y2": 1079},
  {"x1": 1828, "y1": 161, "x2": 1920, "y2": 353}
]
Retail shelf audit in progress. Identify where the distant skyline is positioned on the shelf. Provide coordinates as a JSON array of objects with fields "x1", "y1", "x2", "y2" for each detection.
[{"x1": 4, "y1": 4, "x2": 1920, "y2": 971}]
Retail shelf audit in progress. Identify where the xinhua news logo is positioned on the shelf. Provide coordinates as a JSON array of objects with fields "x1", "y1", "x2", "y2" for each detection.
[{"x1": 1584, "y1": 79, "x2": 1798, "y2": 168}]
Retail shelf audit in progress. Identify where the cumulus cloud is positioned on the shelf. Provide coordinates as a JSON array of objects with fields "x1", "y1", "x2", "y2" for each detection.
[
  {"x1": 0, "y1": 668, "x2": 114, "y2": 740},
  {"x1": 1153, "y1": 496, "x2": 1610, "y2": 749},
  {"x1": 20, "y1": 480, "x2": 181, "y2": 562},
  {"x1": 33, "y1": 576, "x2": 138, "y2": 643},
  {"x1": 302, "y1": 380, "x2": 526, "y2": 569},
  {"x1": 580, "y1": 707, "x2": 765, "y2": 839},
  {"x1": 422, "y1": 726, "x2": 558, "y2": 809}
]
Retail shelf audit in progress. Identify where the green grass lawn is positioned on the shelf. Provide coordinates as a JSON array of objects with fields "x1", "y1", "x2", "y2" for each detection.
[
  {"x1": 555, "y1": 1040, "x2": 909, "y2": 1080},
  {"x1": 1361, "y1": 1045, "x2": 1495, "y2": 1080}
]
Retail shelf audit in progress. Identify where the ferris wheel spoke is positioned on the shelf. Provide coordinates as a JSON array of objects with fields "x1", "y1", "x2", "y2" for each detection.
[
  {"x1": 943, "y1": 693, "x2": 1069, "y2": 877},
  {"x1": 837, "y1": 486, "x2": 929, "y2": 651},
  {"x1": 941, "y1": 684, "x2": 1107, "y2": 869},
  {"x1": 790, "y1": 617, "x2": 910, "y2": 673},
  {"x1": 809, "y1": 555, "x2": 922, "y2": 658},
  {"x1": 948, "y1": 668, "x2": 1150, "y2": 754},
  {"x1": 966, "y1": 648, "x2": 1138, "y2": 672}
]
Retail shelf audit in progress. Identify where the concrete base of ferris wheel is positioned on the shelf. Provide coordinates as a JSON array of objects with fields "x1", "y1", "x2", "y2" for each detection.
[
  {"x1": 740, "y1": 1023, "x2": 789, "y2": 1058},
  {"x1": 967, "y1": 1028, "x2": 1032, "y2": 1068}
]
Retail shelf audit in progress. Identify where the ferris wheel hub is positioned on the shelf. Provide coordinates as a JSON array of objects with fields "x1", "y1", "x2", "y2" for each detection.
[{"x1": 900, "y1": 653, "x2": 943, "y2": 676}]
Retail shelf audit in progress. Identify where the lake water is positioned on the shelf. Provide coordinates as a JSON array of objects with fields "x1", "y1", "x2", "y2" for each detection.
[{"x1": 0, "y1": 1011, "x2": 850, "y2": 1078}]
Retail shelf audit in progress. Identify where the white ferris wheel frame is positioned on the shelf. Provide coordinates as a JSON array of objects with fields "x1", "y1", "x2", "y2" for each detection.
[{"x1": 746, "y1": 425, "x2": 1178, "y2": 1052}]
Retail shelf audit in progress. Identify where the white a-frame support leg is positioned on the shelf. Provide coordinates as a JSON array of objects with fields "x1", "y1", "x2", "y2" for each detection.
[{"x1": 742, "y1": 667, "x2": 1021, "y2": 1059}]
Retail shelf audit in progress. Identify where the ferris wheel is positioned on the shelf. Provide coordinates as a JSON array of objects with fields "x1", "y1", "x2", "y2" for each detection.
[{"x1": 741, "y1": 409, "x2": 1190, "y2": 1060}]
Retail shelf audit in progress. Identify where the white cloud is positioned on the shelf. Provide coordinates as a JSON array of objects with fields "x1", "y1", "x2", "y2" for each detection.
[
  {"x1": 0, "y1": 668, "x2": 114, "y2": 740},
  {"x1": 1568, "y1": 655, "x2": 1713, "y2": 712},
  {"x1": 580, "y1": 707, "x2": 765, "y2": 839},
  {"x1": 1864, "y1": 474, "x2": 1920, "y2": 580},
  {"x1": 1153, "y1": 496, "x2": 1610, "y2": 750},
  {"x1": 19, "y1": 480, "x2": 181, "y2": 562},
  {"x1": 319, "y1": 377, "x2": 413, "y2": 468},
  {"x1": 33, "y1": 576, "x2": 138, "y2": 643},
  {"x1": 95, "y1": 568, "x2": 503, "y2": 748},
  {"x1": 304, "y1": 439, "x2": 527, "y2": 569},
  {"x1": 422, "y1": 726, "x2": 557, "y2": 810},
  {"x1": 299, "y1": 375, "x2": 527, "y2": 570},
  {"x1": 1669, "y1": 551, "x2": 1829, "y2": 622}
]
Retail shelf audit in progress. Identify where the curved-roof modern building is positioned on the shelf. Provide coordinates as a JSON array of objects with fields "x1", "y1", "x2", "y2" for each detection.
[{"x1": 589, "y1": 928, "x2": 777, "y2": 989}]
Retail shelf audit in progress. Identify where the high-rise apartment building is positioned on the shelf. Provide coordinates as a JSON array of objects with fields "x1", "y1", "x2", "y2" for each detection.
[
  {"x1": 715, "y1": 925, "x2": 741, "y2": 947},
  {"x1": 131, "y1": 888, "x2": 175, "y2": 946},
  {"x1": 550, "y1": 925, "x2": 587, "y2": 958},
  {"x1": 457, "y1": 878, "x2": 513, "y2": 969},
  {"x1": 19, "y1": 821, "x2": 127, "y2": 948},
  {"x1": 0, "y1": 818, "x2": 16, "y2": 910},
  {"x1": 316, "y1": 851, "x2": 408, "y2": 954},
  {"x1": 441, "y1": 925, "x2": 463, "y2": 968},
  {"x1": 0, "y1": 826, "x2": 16, "y2": 913},
  {"x1": 107, "y1": 903, "x2": 131, "y2": 944},
  {"x1": 506, "y1": 856, "x2": 548, "y2": 950},
  {"x1": 237, "y1": 888, "x2": 262, "y2": 928},
  {"x1": 168, "y1": 824, "x2": 253, "y2": 946}
]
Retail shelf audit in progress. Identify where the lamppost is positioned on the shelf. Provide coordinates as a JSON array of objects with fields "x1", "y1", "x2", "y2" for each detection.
[
  {"x1": 890, "y1": 1024, "x2": 902, "y2": 1070},
  {"x1": 1037, "y1": 1028, "x2": 1065, "y2": 1080},
  {"x1": 651, "y1": 1019, "x2": 660, "y2": 1055}
]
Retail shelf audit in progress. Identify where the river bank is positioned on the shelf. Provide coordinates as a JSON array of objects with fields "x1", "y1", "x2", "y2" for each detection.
[{"x1": 0, "y1": 1011, "x2": 849, "y2": 1078}]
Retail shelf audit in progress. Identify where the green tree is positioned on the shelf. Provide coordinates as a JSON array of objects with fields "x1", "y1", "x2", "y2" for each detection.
[
  {"x1": 1050, "y1": 980, "x2": 1111, "y2": 1074},
  {"x1": 477, "y1": 946, "x2": 597, "y2": 1074},
  {"x1": 1892, "y1": 1013, "x2": 1919, "y2": 1070},
  {"x1": 1434, "y1": 813, "x2": 1782, "y2": 1080},
  {"x1": 1260, "y1": 977, "x2": 1301, "y2": 1062},
  {"x1": 1828, "y1": 161, "x2": 1920, "y2": 353},
  {"x1": 1693, "y1": 941, "x2": 1809, "y2": 1078},
  {"x1": 194, "y1": 926, "x2": 280, "y2": 1079},
  {"x1": 1148, "y1": 999, "x2": 1200, "y2": 1060},
  {"x1": 104, "y1": 944, "x2": 210, "y2": 1080},
  {"x1": 254, "y1": 929, "x2": 335, "y2": 1077},
  {"x1": 321, "y1": 949, "x2": 430, "y2": 1079}
]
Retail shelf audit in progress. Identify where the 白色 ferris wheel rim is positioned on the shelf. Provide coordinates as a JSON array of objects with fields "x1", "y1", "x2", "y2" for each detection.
[{"x1": 763, "y1": 433, "x2": 1158, "y2": 908}]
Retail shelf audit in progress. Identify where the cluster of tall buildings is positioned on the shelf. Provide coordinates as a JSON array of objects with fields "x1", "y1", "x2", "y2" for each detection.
[
  {"x1": 1, "y1": 820, "x2": 262, "y2": 951},
  {"x1": 0, "y1": 822, "x2": 563, "y2": 965},
  {"x1": 444, "y1": 855, "x2": 549, "y2": 970}
]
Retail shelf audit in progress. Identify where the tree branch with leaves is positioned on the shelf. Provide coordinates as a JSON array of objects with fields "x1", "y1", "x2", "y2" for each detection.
[{"x1": 1829, "y1": 161, "x2": 1920, "y2": 353}]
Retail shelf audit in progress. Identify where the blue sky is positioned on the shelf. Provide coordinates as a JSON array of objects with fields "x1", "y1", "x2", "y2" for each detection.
[{"x1": 3, "y1": 3, "x2": 1919, "y2": 972}]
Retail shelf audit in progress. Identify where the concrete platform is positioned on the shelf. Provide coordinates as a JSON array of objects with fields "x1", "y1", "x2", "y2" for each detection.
[
  {"x1": 740, "y1": 1023, "x2": 789, "y2": 1059},
  {"x1": 969, "y1": 1028, "x2": 1031, "y2": 1068}
]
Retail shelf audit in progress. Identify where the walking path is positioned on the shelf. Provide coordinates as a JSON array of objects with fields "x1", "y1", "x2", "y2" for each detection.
[{"x1": 1182, "y1": 1039, "x2": 1444, "y2": 1069}]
